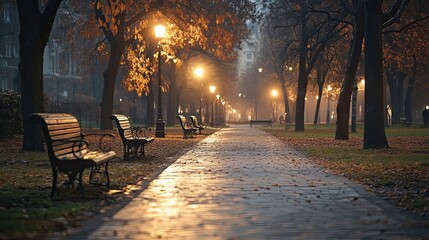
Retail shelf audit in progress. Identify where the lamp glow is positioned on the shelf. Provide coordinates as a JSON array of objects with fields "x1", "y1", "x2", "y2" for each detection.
[{"x1": 155, "y1": 25, "x2": 166, "y2": 38}]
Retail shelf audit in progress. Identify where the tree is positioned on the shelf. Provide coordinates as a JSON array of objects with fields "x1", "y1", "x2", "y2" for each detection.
[
  {"x1": 383, "y1": 1, "x2": 429, "y2": 125},
  {"x1": 95, "y1": 0, "x2": 255, "y2": 129},
  {"x1": 17, "y1": 0, "x2": 63, "y2": 151},
  {"x1": 363, "y1": 0, "x2": 408, "y2": 149},
  {"x1": 335, "y1": 0, "x2": 364, "y2": 140},
  {"x1": 294, "y1": 1, "x2": 346, "y2": 131},
  {"x1": 259, "y1": 15, "x2": 294, "y2": 125},
  {"x1": 261, "y1": 1, "x2": 347, "y2": 131}
]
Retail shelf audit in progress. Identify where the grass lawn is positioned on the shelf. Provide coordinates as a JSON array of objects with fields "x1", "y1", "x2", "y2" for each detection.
[
  {"x1": 0, "y1": 127, "x2": 217, "y2": 239},
  {"x1": 263, "y1": 123, "x2": 429, "y2": 217}
]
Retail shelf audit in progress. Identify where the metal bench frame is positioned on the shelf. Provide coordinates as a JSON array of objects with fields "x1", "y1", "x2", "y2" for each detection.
[
  {"x1": 189, "y1": 115, "x2": 205, "y2": 134},
  {"x1": 110, "y1": 114, "x2": 154, "y2": 160},
  {"x1": 250, "y1": 120, "x2": 272, "y2": 127},
  {"x1": 177, "y1": 115, "x2": 198, "y2": 138},
  {"x1": 31, "y1": 113, "x2": 115, "y2": 199}
]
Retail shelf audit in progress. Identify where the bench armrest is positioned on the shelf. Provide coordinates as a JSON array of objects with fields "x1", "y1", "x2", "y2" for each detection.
[
  {"x1": 82, "y1": 133, "x2": 115, "y2": 152},
  {"x1": 53, "y1": 139, "x2": 89, "y2": 160},
  {"x1": 131, "y1": 126, "x2": 151, "y2": 138}
]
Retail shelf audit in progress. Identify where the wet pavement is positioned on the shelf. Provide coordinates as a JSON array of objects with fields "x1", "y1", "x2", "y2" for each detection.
[{"x1": 70, "y1": 125, "x2": 429, "y2": 239}]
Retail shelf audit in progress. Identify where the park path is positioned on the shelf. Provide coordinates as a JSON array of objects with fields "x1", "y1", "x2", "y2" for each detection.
[{"x1": 71, "y1": 125, "x2": 429, "y2": 239}]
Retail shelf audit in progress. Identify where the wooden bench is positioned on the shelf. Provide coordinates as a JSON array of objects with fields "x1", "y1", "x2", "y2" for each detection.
[
  {"x1": 399, "y1": 117, "x2": 411, "y2": 126},
  {"x1": 177, "y1": 115, "x2": 198, "y2": 138},
  {"x1": 30, "y1": 113, "x2": 116, "y2": 199},
  {"x1": 189, "y1": 115, "x2": 205, "y2": 134},
  {"x1": 250, "y1": 120, "x2": 272, "y2": 127},
  {"x1": 110, "y1": 114, "x2": 155, "y2": 160}
]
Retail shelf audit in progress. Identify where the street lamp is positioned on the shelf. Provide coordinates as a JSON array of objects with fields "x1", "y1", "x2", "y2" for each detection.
[
  {"x1": 209, "y1": 85, "x2": 216, "y2": 126},
  {"x1": 216, "y1": 94, "x2": 220, "y2": 125},
  {"x1": 271, "y1": 89, "x2": 278, "y2": 122},
  {"x1": 326, "y1": 84, "x2": 332, "y2": 125},
  {"x1": 254, "y1": 67, "x2": 263, "y2": 120},
  {"x1": 155, "y1": 24, "x2": 166, "y2": 137},
  {"x1": 194, "y1": 67, "x2": 204, "y2": 122}
]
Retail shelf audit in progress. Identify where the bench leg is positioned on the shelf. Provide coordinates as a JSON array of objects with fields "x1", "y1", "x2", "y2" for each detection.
[
  {"x1": 123, "y1": 144, "x2": 128, "y2": 160},
  {"x1": 139, "y1": 145, "x2": 145, "y2": 157},
  {"x1": 78, "y1": 170, "x2": 85, "y2": 200},
  {"x1": 51, "y1": 168, "x2": 58, "y2": 199},
  {"x1": 105, "y1": 161, "x2": 110, "y2": 189},
  {"x1": 90, "y1": 162, "x2": 110, "y2": 189}
]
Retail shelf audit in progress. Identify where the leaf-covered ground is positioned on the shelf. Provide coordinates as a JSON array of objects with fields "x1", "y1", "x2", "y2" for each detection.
[
  {"x1": 264, "y1": 125, "x2": 429, "y2": 218},
  {"x1": 0, "y1": 127, "x2": 216, "y2": 239}
]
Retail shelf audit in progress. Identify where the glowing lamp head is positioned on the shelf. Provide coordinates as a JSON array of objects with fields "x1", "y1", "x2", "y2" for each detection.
[
  {"x1": 258, "y1": 67, "x2": 263, "y2": 73},
  {"x1": 209, "y1": 85, "x2": 216, "y2": 94},
  {"x1": 271, "y1": 89, "x2": 278, "y2": 98},
  {"x1": 155, "y1": 25, "x2": 166, "y2": 38},
  {"x1": 195, "y1": 67, "x2": 204, "y2": 78}
]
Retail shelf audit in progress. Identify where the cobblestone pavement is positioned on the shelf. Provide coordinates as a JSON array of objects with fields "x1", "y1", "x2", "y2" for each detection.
[{"x1": 71, "y1": 125, "x2": 429, "y2": 239}]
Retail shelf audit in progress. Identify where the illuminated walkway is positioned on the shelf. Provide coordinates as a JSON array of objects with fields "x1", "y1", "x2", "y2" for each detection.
[{"x1": 71, "y1": 125, "x2": 429, "y2": 239}]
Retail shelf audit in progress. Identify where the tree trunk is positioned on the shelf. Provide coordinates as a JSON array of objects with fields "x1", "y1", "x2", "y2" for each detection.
[
  {"x1": 335, "y1": 2, "x2": 364, "y2": 140},
  {"x1": 280, "y1": 81, "x2": 290, "y2": 124},
  {"x1": 386, "y1": 63, "x2": 405, "y2": 125},
  {"x1": 295, "y1": 6, "x2": 308, "y2": 132},
  {"x1": 18, "y1": 0, "x2": 62, "y2": 151},
  {"x1": 313, "y1": 83, "x2": 323, "y2": 125},
  {"x1": 386, "y1": 64, "x2": 399, "y2": 124},
  {"x1": 167, "y1": 62, "x2": 177, "y2": 126},
  {"x1": 100, "y1": 39, "x2": 124, "y2": 129},
  {"x1": 351, "y1": 82, "x2": 358, "y2": 132},
  {"x1": 404, "y1": 57, "x2": 417, "y2": 123},
  {"x1": 314, "y1": 66, "x2": 327, "y2": 125},
  {"x1": 363, "y1": 0, "x2": 389, "y2": 149}
]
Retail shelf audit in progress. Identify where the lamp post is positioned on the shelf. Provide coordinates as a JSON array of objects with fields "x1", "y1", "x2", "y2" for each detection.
[
  {"x1": 271, "y1": 89, "x2": 278, "y2": 122},
  {"x1": 209, "y1": 85, "x2": 216, "y2": 126},
  {"x1": 326, "y1": 84, "x2": 332, "y2": 125},
  {"x1": 155, "y1": 24, "x2": 166, "y2": 138},
  {"x1": 221, "y1": 99, "x2": 226, "y2": 125},
  {"x1": 195, "y1": 67, "x2": 204, "y2": 122},
  {"x1": 255, "y1": 67, "x2": 263, "y2": 120},
  {"x1": 216, "y1": 94, "x2": 220, "y2": 125}
]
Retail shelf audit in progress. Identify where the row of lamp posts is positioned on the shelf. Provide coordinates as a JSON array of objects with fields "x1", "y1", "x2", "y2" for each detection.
[{"x1": 153, "y1": 24, "x2": 225, "y2": 138}]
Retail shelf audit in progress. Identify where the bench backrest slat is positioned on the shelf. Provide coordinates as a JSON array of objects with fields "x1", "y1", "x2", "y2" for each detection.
[
  {"x1": 177, "y1": 115, "x2": 189, "y2": 130},
  {"x1": 31, "y1": 113, "x2": 84, "y2": 164},
  {"x1": 110, "y1": 114, "x2": 135, "y2": 141}
]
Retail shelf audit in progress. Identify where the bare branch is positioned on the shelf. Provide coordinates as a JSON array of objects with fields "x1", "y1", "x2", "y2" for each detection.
[
  {"x1": 382, "y1": 0, "x2": 408, "y2": 28},
  {"x1": 383, "y1": 16, "x2": 429, "y2": 34}
]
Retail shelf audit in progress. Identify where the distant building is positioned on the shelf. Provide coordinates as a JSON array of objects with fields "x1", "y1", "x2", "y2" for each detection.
[
  {"x1": 236, "y1": 21, "x2": 261, "y2": 80},
  {"x1": 0, "y1": 1, "x2": 19, "y2": 91}
]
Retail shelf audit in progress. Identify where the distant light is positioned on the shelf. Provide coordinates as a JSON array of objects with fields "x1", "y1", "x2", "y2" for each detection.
[
  {"x1": 119, "y1": 98, "x2": 123, "y2": 102},
  {"x1": 288, "y1": 66, "x2": 293, "y2": 71},
  {"x1": 216, "y1": 94, "x2": 220, "y2": 100},
  {"x1": 209, "y1": 85, "x2": 216, "y2": 93},
  {"x1": 238, "y1": 93, "x2": 242, "y2": 97},
  {"x1": 327, "y1": 84, "x2": 332, "y2": 92},
  {"x1": 271, "y1": 89, "x2": 278, "y2": 97},
  {"x1": 258, "y1": 67, "x2": 263, "y2": 73},
  {"x1": 195, "y1": 67, "x2": 204, "y2": 78}
]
